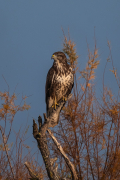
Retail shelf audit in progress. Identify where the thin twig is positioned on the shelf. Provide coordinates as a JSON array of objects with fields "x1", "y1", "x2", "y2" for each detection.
[
  {"x1": 24, "y1": 162, "x2": 41, "y2": 180},
  {"x1": 0, "y1": 126, "x2": 15, "y2": 180}
]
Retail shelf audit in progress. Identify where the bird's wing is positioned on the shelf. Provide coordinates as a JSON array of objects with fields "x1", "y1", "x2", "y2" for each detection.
[
  {"x1": 65, "y1": 76, "x2": 74, "y2": 98},
  {"x1": 66, "y1": 72, "x2": 74, "y2": 97},
  {"x1": 45, "y1": 66, "x2": 55, "y2": 116}
]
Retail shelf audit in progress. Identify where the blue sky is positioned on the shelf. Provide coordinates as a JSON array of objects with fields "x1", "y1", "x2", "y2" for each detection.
[{"x1": 0, "y1": 1, "x2": 120, "y2": 165}]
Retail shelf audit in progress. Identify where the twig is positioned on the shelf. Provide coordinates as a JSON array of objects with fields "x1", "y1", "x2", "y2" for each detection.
[
  {"x1": 24, "y1": 162, "x2": 41, "y2": 180},
  {"x1": 0, "y1": 126, "x2": 15, "y2": 180}
]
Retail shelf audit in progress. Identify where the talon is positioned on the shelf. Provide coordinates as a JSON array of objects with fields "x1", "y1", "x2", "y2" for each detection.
[
  {"x1": 63, "y1": 96, "x2": 67, "y2": 101},
  {"x1": 55, "y1": 103, "x2": 58, "y2": 109},
  {"x1": 52, "y1": 96, "x2": 58, "y2": 109},
  {"x1": 52, "y1": 104, "x2": 58, "y2": 109}
]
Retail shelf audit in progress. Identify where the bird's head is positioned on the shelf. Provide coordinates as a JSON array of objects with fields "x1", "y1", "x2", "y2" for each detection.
[{"x1": 51, "y1": 51, "x2": 67, "y2": 64}]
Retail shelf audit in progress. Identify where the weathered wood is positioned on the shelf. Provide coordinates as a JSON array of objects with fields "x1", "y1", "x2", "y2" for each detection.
[
  {"x1": 47, "y1": 129, "x2": 78, "y2": 180},
  {"x1": 25, "y1": 94, "x2": 78, "y2": 180},
  {"x1": 33, "y1": 118, "x2": 59, "y2": 180}
]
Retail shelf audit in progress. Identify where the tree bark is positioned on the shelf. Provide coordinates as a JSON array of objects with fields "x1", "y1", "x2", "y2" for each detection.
[{"x1": 25, "y1": 94, "x2": 78, "y2": 180}]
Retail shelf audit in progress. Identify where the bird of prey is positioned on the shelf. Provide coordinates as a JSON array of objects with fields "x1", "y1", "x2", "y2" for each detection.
[{"x1": 45, "y1": 51, "x2": 74, "y2": 118}]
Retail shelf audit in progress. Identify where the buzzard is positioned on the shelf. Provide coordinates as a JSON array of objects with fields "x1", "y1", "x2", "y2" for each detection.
[{"x1": 45, "y1": 51, "x2": 74, "y2": 118}]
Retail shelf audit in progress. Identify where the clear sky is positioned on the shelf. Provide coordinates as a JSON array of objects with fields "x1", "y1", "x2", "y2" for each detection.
[{"x1": 0, "y1": 1, "x2": 120, "y2": 165}]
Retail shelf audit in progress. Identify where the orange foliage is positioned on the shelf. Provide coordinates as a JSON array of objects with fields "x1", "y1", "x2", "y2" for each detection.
[
  {"x1": 0, "y1": 91, "x2": 30, "y2": 121},
  {"x1": 0, "y1": 91, "x2": 46, "y2": 179},
  {"x1": 48, "y1": 33, "x2": 120, "y2": 180}
]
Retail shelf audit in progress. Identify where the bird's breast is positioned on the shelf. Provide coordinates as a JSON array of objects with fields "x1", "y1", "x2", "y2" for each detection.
[{"x1": 56, "y1": 73, "x2": 73, "y2": 85}]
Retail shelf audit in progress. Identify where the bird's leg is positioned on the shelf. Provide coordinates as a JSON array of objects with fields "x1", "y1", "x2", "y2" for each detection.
[
  {"x1": 52, "y1": 96, "x2": 58, "y2": 109},
  {"x1": 55, "y1": 96, "x2": 57, "y2": 109},
  {"x1": 62, "y1": 96, "x2": 67, "y2": 102}
]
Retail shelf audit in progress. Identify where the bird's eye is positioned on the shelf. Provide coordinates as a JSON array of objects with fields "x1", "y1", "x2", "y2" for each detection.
[{"x1": 58, "y1": 55, "x2": 62, "y2": 58}]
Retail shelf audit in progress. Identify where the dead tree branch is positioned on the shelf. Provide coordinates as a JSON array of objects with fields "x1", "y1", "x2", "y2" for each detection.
[
  {"x1": 47, "y1": 129, "x2": 78, "y2": 180},
  {"x1": 25, "y1": 94, "x2": 78, "y2": 180}
]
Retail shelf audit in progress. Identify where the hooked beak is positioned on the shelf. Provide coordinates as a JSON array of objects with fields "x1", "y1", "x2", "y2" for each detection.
[
  {"x1": 51, "y1": 54, "x2": 55, "y2": 60},
  {"x1": 51, "y1": 54, "x2": 57, "y2": 60}
]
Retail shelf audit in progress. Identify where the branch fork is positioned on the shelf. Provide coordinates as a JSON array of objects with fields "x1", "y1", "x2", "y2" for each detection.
[{"x1": 25, "y1": 94, "x2": 78, "y2": 180}]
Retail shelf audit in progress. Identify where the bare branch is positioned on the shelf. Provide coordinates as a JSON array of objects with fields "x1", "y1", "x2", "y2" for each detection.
[
  {"x1": 24, "y1": 94, "x2": 76, "y2": 180},
  {"x1": 24, "y1": 162, "x2": 41, "y2": 180},
  {"x1": 47, "y1": 129, "x2": 78, "y2": 180}
]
